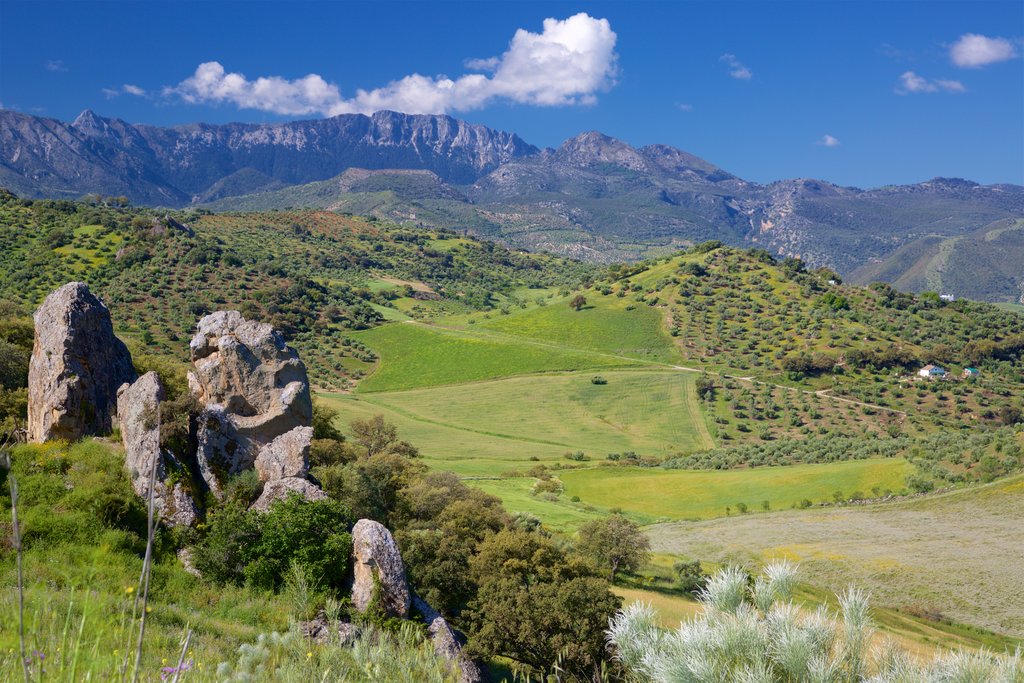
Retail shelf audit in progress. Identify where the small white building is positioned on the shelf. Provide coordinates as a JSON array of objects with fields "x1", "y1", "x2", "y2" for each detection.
[
  {"x1": 940, "y1": 294, "x2": 956, "y2": 302},
  {"x1": 918, "y1": 364, "x2": 947, "y2": 378}
]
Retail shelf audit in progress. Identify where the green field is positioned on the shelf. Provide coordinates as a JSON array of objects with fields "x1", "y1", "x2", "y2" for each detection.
[
  {"x1": 352, "y1": 322, "x2": 646, "y2": 393},
  {"x1": 472, "y1": 477, "x2": 609, "y2": 532},
  {"x1": 559, "y1": 459, "x2": 913, "y2": 521},
  {"x1": 321, "y1": 369, "x2": 713, "y2": 476},
  {"x1": 477, "y1": 293, "x2": 680, "y2": 363}
]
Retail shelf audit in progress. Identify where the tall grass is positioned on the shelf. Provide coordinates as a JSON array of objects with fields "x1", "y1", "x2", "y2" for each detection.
[
  {"x1": 608, "y1": 562, "x2": 1024, "y2": 682},
  {"x1": 0, "y1": 439, "x2": 463, "y2": 681}
]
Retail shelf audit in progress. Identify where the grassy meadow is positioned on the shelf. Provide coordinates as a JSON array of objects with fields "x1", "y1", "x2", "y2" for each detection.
[
  {"x1": 559, "y1": 459, "x2": 913, "y2": 521},
  {"x1": 352, "y1": 322, "x2": 644, "y2": 393}
]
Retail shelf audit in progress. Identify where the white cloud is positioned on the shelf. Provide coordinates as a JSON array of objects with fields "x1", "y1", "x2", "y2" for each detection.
[
  {"x1": 678, "y1": 103, "x2": 694, "y2": 112},
  {"x1": 950, "y1": 33, "x2": 1017, "y2": 68},
  {"x1": 166, "y1": 13, "x2": 618, "y2": 116},
  {"x1": 103, "y1": 84, "x2": 148, "y2": 98},
  {"x1": 895, "y1": 71, "x2": 965, "y2": 94},
  {"x1": 44, "y1": 59, "x2": 67, "y2": 72},
  {"x1": 719, "y1": 53, "x2": 752, "y2": 80},
  {"x1": 817, "y1": 134, "x2": 840, "y2": 147},
  {"x1": 464, "y1": 56, "x2": 500, "y2": 72}
]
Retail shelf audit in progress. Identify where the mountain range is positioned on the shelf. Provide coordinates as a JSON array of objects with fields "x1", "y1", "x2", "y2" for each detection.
[{"x1": 2, "y1": 108, "x2": 1021, "y2": 301}]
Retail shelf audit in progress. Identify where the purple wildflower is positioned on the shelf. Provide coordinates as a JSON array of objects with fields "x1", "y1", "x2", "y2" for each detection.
[{"x1": 160, "y1": 659, "x2": 193, "y2": 680}]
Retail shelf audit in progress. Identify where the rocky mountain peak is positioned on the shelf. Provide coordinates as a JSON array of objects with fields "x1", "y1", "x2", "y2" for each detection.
[
  {"x1": 639, "y1": 144, "x2": 731, "y2": 178},
  {"x1": 71, "y1": 108, "x2": 111, "y2": 135},
  {"x1": 554, "y1": 131, "x2": 651, "y2": 171}
]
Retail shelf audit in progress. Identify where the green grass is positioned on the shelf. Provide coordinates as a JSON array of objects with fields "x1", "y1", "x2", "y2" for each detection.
[
  {"x1": 476, "y1": 293, "x2": 680, "y2": 364},
  {"x1": 470, "y1": 478, "x2": 610, "y2": 533},
  {"x1": 560, "y1": 459, "x2": 913, "y2": 521},
  {"x1": 319, "y1": 391, "x2": 573, "y2": 476},
  {"x1": 352, "y1": 322, "x2": 644, "y2": 393}
]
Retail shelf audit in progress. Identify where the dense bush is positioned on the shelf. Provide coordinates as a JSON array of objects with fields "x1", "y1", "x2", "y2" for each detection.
[{"x1": 194, "y1": 494, "x2": 353, "y2": 591}]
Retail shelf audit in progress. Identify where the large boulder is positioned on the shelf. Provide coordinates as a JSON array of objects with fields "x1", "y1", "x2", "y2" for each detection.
[
  {"x1": 187, "y1": 311, "x2": 312, "y2": 494},
  {"x1": 28, "y1": 282, "x2": 136, "y2": 442},
  {"x1": 254, "y1": 426, "x2": 312, "y2": 482},
  {"x1": 350, "y1": 519, "x2": 411, "y2": 619},
  {"x1": 250, "y1": 477, "x2": 327, "y2": 512},
  {"x1": 116, "y1": 372, "x2": 199, "y2": 527}
]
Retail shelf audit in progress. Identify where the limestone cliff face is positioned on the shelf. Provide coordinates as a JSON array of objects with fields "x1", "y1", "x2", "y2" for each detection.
[
  {"x1": 0, "y1": 108, "x2": 536, "y2": 204},
  {"x1": 27, "y1": 282, "x2": 136, "y2": 442}
]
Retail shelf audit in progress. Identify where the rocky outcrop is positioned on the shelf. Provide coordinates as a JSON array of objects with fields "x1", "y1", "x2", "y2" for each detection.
[
  {"x1": 188, "y1": 311, "x2": 313, "y2": 494},
  {"x1": 412, "y1": 594, "x2": 483, "y2": 683},
  {"x1": 350, "y1": 519, "x2": 411, "y2": 619},
  {"x1": 254, "y1": 426, "x2": 312, "y2": 482},
  {"x1": 28, "y1": 282, "x2": 136, "y2": 443},
  {"x1": 250, "y1": 477, "x2": 326, "y2": 513},
  {"x1": 116, "y1": 372, "x2": 199, "y2": 528}
]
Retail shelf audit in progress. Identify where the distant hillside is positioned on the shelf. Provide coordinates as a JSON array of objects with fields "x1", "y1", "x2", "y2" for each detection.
[
  {"x1": 2, "y1": 109, "x2": 1022, "y2": 299},
  {"x1": 849, "y1": 218, "x2": 1024, "y2": 304}
]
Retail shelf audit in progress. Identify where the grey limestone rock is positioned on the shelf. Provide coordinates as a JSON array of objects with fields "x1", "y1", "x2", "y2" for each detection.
[{"x1": 28, "y1": 282, "x2": 136, "y2": 442}]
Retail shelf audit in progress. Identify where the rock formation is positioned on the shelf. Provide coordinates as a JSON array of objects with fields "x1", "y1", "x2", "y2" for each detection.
[
  {"x1": 27, "y1": 282, "x2": 136, "y2": 442},
  {"x1": 254, "y1": 426, "x2": 313, "y2": 482},
  {"x1": 350, "y1": 519, "x2": 411, "y2": 619},
  {"x1": 412, "y1": 594, "x2": 483, "y2": 683},
  {"x1": 250, "y1": 477, "x2": 327, "y2": 513},
  {"x1": 116, "y1": 372, "x2": 199, "y2": 527},
  {"x1": 188, "y1": 311, "x2": 313, "y2": 495}
]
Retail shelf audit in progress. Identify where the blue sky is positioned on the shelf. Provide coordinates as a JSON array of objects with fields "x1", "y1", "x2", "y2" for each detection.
[{"x1": 1, "y1": 0, "x2": 1021, "y2": 187}]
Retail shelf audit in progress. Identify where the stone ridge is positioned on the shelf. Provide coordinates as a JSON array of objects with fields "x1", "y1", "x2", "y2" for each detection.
[{"x1": 0, "y1": 108, "x2": 538, "y2": 205}]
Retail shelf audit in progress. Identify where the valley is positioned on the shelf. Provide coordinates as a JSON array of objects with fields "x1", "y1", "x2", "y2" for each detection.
[{"x1": 1, "y1": 194, "x2": 1022, "y2": 679}]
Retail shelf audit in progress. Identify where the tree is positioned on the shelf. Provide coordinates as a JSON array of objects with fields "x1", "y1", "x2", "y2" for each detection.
[
  {"x1": 465, "y1": 530, "x2": 621, "y2": 679},
  {"x1": 576, "y1": 513, "x2": 650, "y2": 582},
  {"x1": 351, "y1": 414, "x2": 399, "y2": 457},
  {"x1": 569, "y1": 294, "x2": 588, "y2": 311},
  {"x1": 311, "y1": 399, "x2": 345, "y2": 441}
]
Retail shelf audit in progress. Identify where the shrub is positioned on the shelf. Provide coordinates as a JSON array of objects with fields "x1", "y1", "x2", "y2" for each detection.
[
  {"x1": 194, "y1": 494, "x2": 353, "y2": 592},
  {"x1": 672, "y1": 560, "x2": 709, "y2": 595},
  {"x1": 608, "y1": 562, "x2": 1024, "y2": 682}
]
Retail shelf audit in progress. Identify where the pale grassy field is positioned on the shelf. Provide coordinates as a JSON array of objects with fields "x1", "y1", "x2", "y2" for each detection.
[{"x1": 647, "y1": 475, "x2": 1024, "y2": 638}]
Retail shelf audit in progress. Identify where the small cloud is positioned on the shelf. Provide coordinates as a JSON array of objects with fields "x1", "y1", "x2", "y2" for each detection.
[
  {"x1": 678, "y1": 103, "x2": 694, "y2": 112},
  {"x1": 950, "y1": 33, "x2": 1017, "y2": 68},
  {"x1": 878, "y1": 43, "x2": 909, "y2": 60},
  {"x1": 464, "y1": 56, "x2": 500, "y2": 72},
  {"x1": 103, "y1": 84, "x2": 148, "y2": 98},
  {"x1": 44, "y1": 59, "x2": 68, "y2": 72},
  {"x1": 895, "y1": 71, "x2": 965, "y2": 95},
  {"x1": 817, "y1": 134, "x2": 840, "y2": 147},
  {"x1": 720, "y1": 53, "x2": 752, "y2": 80}
]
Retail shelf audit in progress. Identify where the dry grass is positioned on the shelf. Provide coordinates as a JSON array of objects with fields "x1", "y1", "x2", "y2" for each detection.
[{"x1": 646, "y1": 475, "x2": 1024, "y2": 639}]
